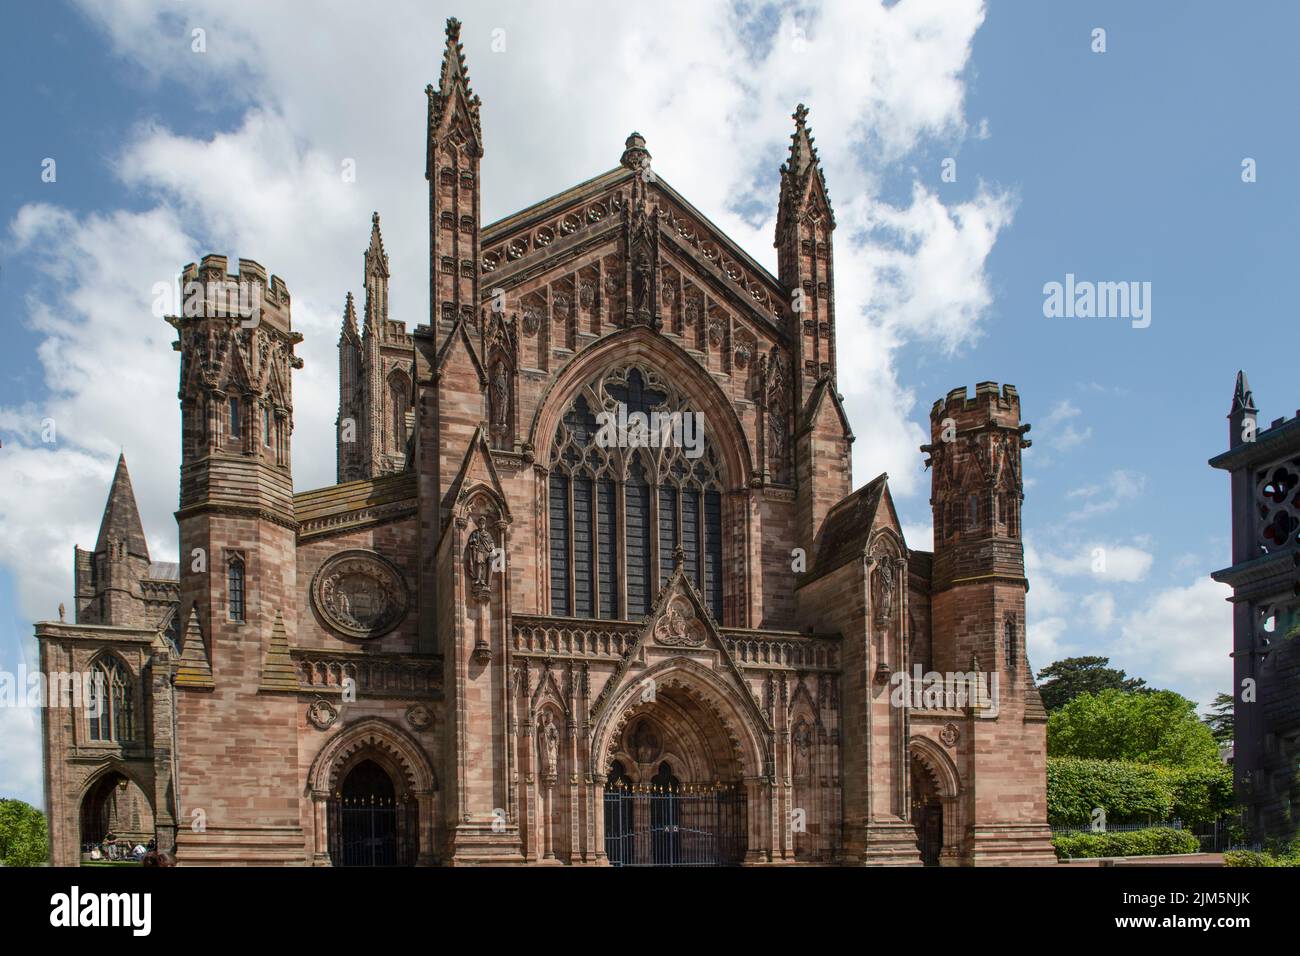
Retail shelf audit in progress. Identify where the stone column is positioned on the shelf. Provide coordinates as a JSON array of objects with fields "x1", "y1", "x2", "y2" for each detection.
[
  {"x1": 940, "y1": 794, "x2": 961, "y2": 866},
  {"x1": 415, "y1": 788, "x2": 436, "y2": 866},
  {"x1": 592, "y1": 776, "x2": 608, "y2": 864},
  {"x1": 311, "y1": 790, "x2": 331, "y2": 866},
  {"x1": 543, "y1": 776, "x2": 556, "y2": 860}
]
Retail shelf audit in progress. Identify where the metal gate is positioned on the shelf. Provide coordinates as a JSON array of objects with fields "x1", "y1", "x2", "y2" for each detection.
[
  {"x1": 328, "y1": 795, "x2": 419, "y2": 867},
  {"x1": 604, "y1": 784, "x2": 747, "y2": 866}
]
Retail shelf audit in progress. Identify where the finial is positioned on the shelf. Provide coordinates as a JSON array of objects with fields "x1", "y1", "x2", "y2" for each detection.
[
  {"x1": 1232, "y1": 370, "x2": 1256, "y2": 413},
  {"x1": 446, "y1": 17, "x2": 462, "y2": 41},
  {"x1": 620, "y1": 131, "x2": 651, "y2": 171}
]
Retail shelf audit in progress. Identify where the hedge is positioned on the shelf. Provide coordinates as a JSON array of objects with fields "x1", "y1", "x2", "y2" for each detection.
[
  {"x1": 1047, "y1": 757, "x2": 1234, "y2": 827},
  {"x1": 1053, "y1": 827, "x2": 1200, "y2": 860}
]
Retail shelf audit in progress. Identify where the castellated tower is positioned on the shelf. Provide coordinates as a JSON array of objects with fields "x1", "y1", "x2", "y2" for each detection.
[
  {"x1": 924, "y1": 381, "x2": 1054, "y2": 864},
  {"x1": 166, "y1": 255, "x2": 307, "y2": 863}
]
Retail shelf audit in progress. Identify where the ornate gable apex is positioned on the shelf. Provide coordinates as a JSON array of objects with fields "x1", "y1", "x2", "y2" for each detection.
[
  {"x1": 481, "y1": 165, "x2": 790, "y2": 340},
  {"x1": 442, "y1": 423, "x2": 512, "y2": 523},
  {"x1": 588, "y1": 564, "x2": 773, "y2": 735}
]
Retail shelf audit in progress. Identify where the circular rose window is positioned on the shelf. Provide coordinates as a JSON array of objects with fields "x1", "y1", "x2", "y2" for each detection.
[{"x1": 311, "y1": 550, "x2": 409, "y2": 640}]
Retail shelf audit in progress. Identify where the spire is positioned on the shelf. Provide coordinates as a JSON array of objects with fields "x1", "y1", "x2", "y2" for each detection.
[
  {"x1": 364, "y1": 211, "x2": 388, "y2": 279},
  {"x1": 340, "y1": 291, "x2": 359, "y2": 344},
  {"x1": 776, "y1": 103, "x2": 834, "y2": 241},
  {"x1": 1231, "y1": 370, "x2": 1257, "y2": 414},
  {"x1": 94, "y1": 453, "x2": 149, "y2": 559},
  {"x1": 785, "y1": 104, "x2": 818, "y2": 177},
  {"x1": 620, "y1": 132, "x2": 651, "y2": 171},
  {"x1": 426, "y1": 16, "x2": 482, "y2": 161}
]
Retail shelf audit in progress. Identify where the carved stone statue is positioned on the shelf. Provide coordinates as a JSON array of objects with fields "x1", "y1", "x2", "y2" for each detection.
[
  {"x1": 540, "y1": 713, "x2": 560, "y2": 779},
  {"x1": 466, "y1": 516, "x2": 496, "y2": 596},
  {"x1": 632, "y1": 248, "x2": 653, "y2": 318},
  {"x1": 490, "y1": 360, "x2": 509, "y2": 429},
  {"x1": 874, "y1": 559, "x2": 895, "y2": 626}
]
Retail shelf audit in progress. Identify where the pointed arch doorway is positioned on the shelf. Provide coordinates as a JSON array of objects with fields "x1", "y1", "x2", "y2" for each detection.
[
  {"x1": 599, "y1": 686, "x2": 750, "y2": 867},
  {"x1": 328, "y1": 759, "x2": 417, "y2": 867}
]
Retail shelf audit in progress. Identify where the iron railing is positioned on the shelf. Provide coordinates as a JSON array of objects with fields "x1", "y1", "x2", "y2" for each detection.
[{"x1": 603, "y1": 784, "x2": 746, "y2": 866}]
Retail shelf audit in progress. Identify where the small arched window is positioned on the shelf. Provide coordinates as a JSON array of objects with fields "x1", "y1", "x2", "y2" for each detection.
[
  {"x1": 1004, "y1": 615, "x2": 1018, "y2": 669},
  {"x1": 227, "y1": 556, "x2": 245, "y2": 622},
  {"x1": 228, "y1": 395, "x2": 242, "y2": 442},
  {"x1": 388, "y1": 370, "x2": 410, "y2": 453},
  {"x1": 966, "y1": 494, "x2": 980, "y2": 531},
  {"x1": 88, "y1": 657, "x2": 133, "y2": 743}
]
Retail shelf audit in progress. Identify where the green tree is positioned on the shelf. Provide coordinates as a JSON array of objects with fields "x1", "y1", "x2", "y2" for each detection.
[
  {"x1": 0, "y1": 798, "x2": 48, "y2": 867},
  {"x1": 1203, "y1": 692, "x2": 1234, "y2": 745},
  {"x1": 1047, "y1": 689, "x2": 1221, "y2": 768},
  {"x1": 1036, "y1": 656, "x2": 1148, "y2": 712}
]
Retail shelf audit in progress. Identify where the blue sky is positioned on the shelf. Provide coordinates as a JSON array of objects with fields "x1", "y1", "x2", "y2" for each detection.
[{"x1": 1, "y1": 0, "x2": 1295, "y2": 805}]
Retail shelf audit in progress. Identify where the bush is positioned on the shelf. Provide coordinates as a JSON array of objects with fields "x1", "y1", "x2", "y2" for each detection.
[
  {"x1": 1053, "y1": 826, "x2": 1200, "y2": 860},
  {"x1": 1047, "y1": 757, "x2": 1173, "y2": 826},
  {"x1": 1047, "y1": 757, "x2": 1235, "y2": 827},
  {"x1": 1224, "y1": 850, "x2": 1277, "y2": 867},
  {"x1": 1158, "y1": 764, "x2": 1235, "y2": 825},
  {"x1": 0, "y1": 799, "x2": 48, "y2": 867}
]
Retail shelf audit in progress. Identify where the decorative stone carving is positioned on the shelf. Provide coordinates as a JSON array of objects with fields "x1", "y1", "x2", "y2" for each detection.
[
  {"x1": 311, "y1": 549, "x2": 409, "y2": 640},
  {"x1": 521, "y1": 304, "x2": 542, "y2": 336},
  {"x1": 465, "y1": 515, "x2": 496, "y2": 599},
  {"x1": 628, "y1": 720, "x2": 661, "y2": 764},
  {"x1": 708, "y1": 317, "x2": 724, "y2": 347},
  {"x1": 940, "y1": 722, "x2": 960, "y2": 748},
  {"x1": 539, "y1": 711, "x2": 560, "y2": 780},
  {"x1": 406, "y1": 703, "x2": 433, "y2": 731},
  {"x1": 307, "y1": 697, "x2": 338, "y2": 730},
  {"x1": 653, "y1": 595, "x2": 706, "y2": 647},
  {"x1": 579, "y1": 280, "x2": 595, "y2": 309},
  {"x1": 873, "y1": 558, "x2": 895, "y2": 627}
]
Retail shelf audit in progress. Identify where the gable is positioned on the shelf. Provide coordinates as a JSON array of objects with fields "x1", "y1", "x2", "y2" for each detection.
[{"x1": 479, "y1": 170, "x2": 790, "y2": 344}]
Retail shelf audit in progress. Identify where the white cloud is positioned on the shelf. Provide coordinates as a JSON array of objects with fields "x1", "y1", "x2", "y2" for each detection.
[
  {"x1": 1080, "y1": 590, "x2": 1116, "y2": 632},
  {"x1": 1037, "y1": 541, "x2": 1154, "y2": 583},
  {"x1": 1039, "y1": 399, "x2": 1092, "y2": 453},
  {"x1": 1065, "y1": 468, "x2": 1146, "y2": 522},
  {"x1": 1116, "y1": 577, "x2": 1233, "y2": 709}
]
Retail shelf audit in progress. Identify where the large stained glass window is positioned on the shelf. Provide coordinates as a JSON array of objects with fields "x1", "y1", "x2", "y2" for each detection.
[{"x1": 548, "y1": 366, "x2": 725, "y2": 622}]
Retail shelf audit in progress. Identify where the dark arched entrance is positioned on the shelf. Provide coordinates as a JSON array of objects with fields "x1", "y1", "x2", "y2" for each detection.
[
  {"x1": 911, "y1": 757, "x2": 943, "y2": 867},
  {"x1": 329, "y1": 759, "x2": 416, "y2": 867},
  {"x1": 80, "y1": 772, "x2": 127, "y2": 847}
]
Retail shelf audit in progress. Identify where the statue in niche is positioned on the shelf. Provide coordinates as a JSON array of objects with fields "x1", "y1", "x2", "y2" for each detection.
[
  {"x1": 874, "y1": 558, "x2": 895, "y2": 627},
  {"x1": 632, "y1": 248, "x2": 653, "y2": 319},
  {"x1": 489, "y1": 359, "x2": 509, "y2": 442},
  {"x1": 540, "y1": 712, "x2": 560, "y2": 779},
  {"x1": 466, "y1": 515, "x2": 496, "y2": 596}
]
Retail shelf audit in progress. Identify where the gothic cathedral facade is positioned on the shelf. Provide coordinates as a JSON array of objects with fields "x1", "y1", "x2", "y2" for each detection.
[{"x1": 37, "y1": 18, "x2": 1054, "y2": 867}]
